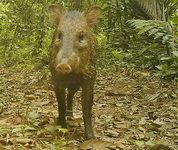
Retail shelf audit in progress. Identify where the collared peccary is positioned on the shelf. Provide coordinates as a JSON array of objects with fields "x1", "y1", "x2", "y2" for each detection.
[{"x1": 48, "y1": 4, "x2": 101, "y2": 139}]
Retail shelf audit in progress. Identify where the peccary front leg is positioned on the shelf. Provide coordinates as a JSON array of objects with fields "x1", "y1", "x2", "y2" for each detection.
[
  {"x1": 54, "y1": 86, "x2": 66, "y2": 128},
  {"x1": 66, "y1": 86, "x2": 80, "y2": 119},
  {"x1": 82, "y1": 82, "x2": 95, "y2": 139}
]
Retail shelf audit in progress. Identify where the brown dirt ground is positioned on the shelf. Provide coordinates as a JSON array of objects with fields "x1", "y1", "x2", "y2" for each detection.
[{"x1": 0, "y1": 66, "x2": 177, "y2": 149}]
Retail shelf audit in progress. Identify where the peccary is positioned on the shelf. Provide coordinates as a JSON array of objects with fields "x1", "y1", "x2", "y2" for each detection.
[{"x1": 48, "y1": 4, "x2": 101, "y2": 139}]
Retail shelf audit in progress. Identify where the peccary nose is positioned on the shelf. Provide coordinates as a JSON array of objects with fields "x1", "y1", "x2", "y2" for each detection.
[{"x1": 56, "y1": 63, "x2": 72, "y2": 74}]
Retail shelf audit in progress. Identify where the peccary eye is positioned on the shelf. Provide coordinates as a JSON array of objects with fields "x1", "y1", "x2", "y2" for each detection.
[
  {"x1": 58, "y1": 32, "x2": 62, "y2": 39},
  {"x1": 79, "y1": 33, "x2": 85, "y2": 41}
]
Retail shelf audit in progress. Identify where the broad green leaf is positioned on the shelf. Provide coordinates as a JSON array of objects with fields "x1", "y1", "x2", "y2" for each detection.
[
  {"x1": 139, "y1": 43, "x2": 158, "y2": 55},
  {"x1": 14, "y1": 125, "x2": 26, "y2": 128},
  {"x1": 156, "y1": 65, "x2": 162, "y2": 70},
  {"x1": 156, "y1": 64, "x2": 168, "y2": 71},
  {"x1": 60, "y1": 128, "x2": 68, "y2": 133},
  {"x1": 138, "y1": 25, "x2": 155, "y2": 34},
  {"x1": 148, "y1": 28, "x2": 159, "y2": 36},
  {"x1": 162, "y1": 64, "x2": 168, "y2": 70},
  {"x1": 147, "y1": 43, "x2": 159, "y2": 49},
  {"x1": 154, "y1": 32, "x2": 164, "y2": 39},
  {"x1": 12, "y1": 127, "x2": 22, "y2": 133},
  {"x1": 145, "y1": 140, "x2": 157, "y2": 147},
  {"x1": 45, "y1": 125, "x2": 56, "y2": 132},
  {"x1": 128, "y1": 20, "x2": 149, "y2": 29},
  {"x1": 139, "y1": 47, "x2": 147, "y2": 55},
  {"x1": 160, "y1": 57, "x2": 170, "y2": 61},
  {"x1": 47, "y1": 144, "x2": 56, "y2": 150},
  {"x1": 112, "y1": 50, "x2": 123, "y2": 61},
  {"x1": 128, "y1": 139, "x2": 145, "y2": 148},
  {"x1": 172, "y1": 17, "x2": 178, "y2": 24},
  {"x1": 54, "y1": 126, "x2": 68, "y2": 133},
  {"x1": 25, "y1": 126, "x2": 36, "y2": 131},
  {"x1": 172, "y1": 51, "x2": 178, "y2": 57},
  {"x1": 28, "y1": 112, "x2": 39, "y2": 121},
  {"x1": 135, "y1": 140, "x2": 145, "y2": 148},
  {"x1": 162, "y1": 35, "x2": 172, "y2": 43}
]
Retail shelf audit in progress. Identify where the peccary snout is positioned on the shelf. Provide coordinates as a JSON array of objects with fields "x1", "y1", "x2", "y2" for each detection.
[{"x1": 55, "y1": 63, "x2": 72, "y2": 74}]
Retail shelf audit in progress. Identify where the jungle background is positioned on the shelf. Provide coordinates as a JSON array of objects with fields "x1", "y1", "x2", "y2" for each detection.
[{"x1": 0, "y1": 0, "x2": 178, "y2": 149}]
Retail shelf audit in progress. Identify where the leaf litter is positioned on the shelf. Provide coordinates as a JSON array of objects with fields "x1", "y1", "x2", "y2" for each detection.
[{"x1": 0, "y1": 65, "x2": 177, "y2": 149}]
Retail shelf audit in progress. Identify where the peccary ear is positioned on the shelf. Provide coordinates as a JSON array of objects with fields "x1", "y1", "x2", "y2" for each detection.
[
  {"x1": 86, "y1": 6, "x2": 102, "y2": 27},
  {"x1": 48, "y1": 4, "x2": 64, "y2": 26}
]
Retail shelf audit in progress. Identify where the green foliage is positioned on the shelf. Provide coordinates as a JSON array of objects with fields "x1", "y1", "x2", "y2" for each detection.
[
  {"x1": 12, "y1": 124, "x2": 37, "y2": 136},
  {"x1": 128, "y1": 138, "x2": 159, "y2": 150},
  {"x1": 0, "y1": 0, "x2": 52, "y2": 66},
  {"x1": 128, "y1": 139, "x2": 145, "y2": 149},
  {"x1": 103, "y1": 0, "x2": 178, "y2": 80},
  {"x1": 43, "y1": 125, "x2": 69, "y2": 149},
  {"x1": 128, "y1": 19, "x2": 177, "y2": 51},
  {"x1": 28, "y1": 111, "x2": 39, "y2": 122},
  {"x1": 127, "y1": 19, "x2": 178, "y2": 79},
  {"x1": 0, "y1": 0, "x2": 177, "y2": 80},
  {"x1": 8, "y1": 124, "x2": 68, "y2": 149}
]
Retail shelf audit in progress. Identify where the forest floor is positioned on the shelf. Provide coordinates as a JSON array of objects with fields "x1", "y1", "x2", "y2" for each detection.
[{"x1": 0, "y1": 65, "x2": 178, "y2": 150}]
